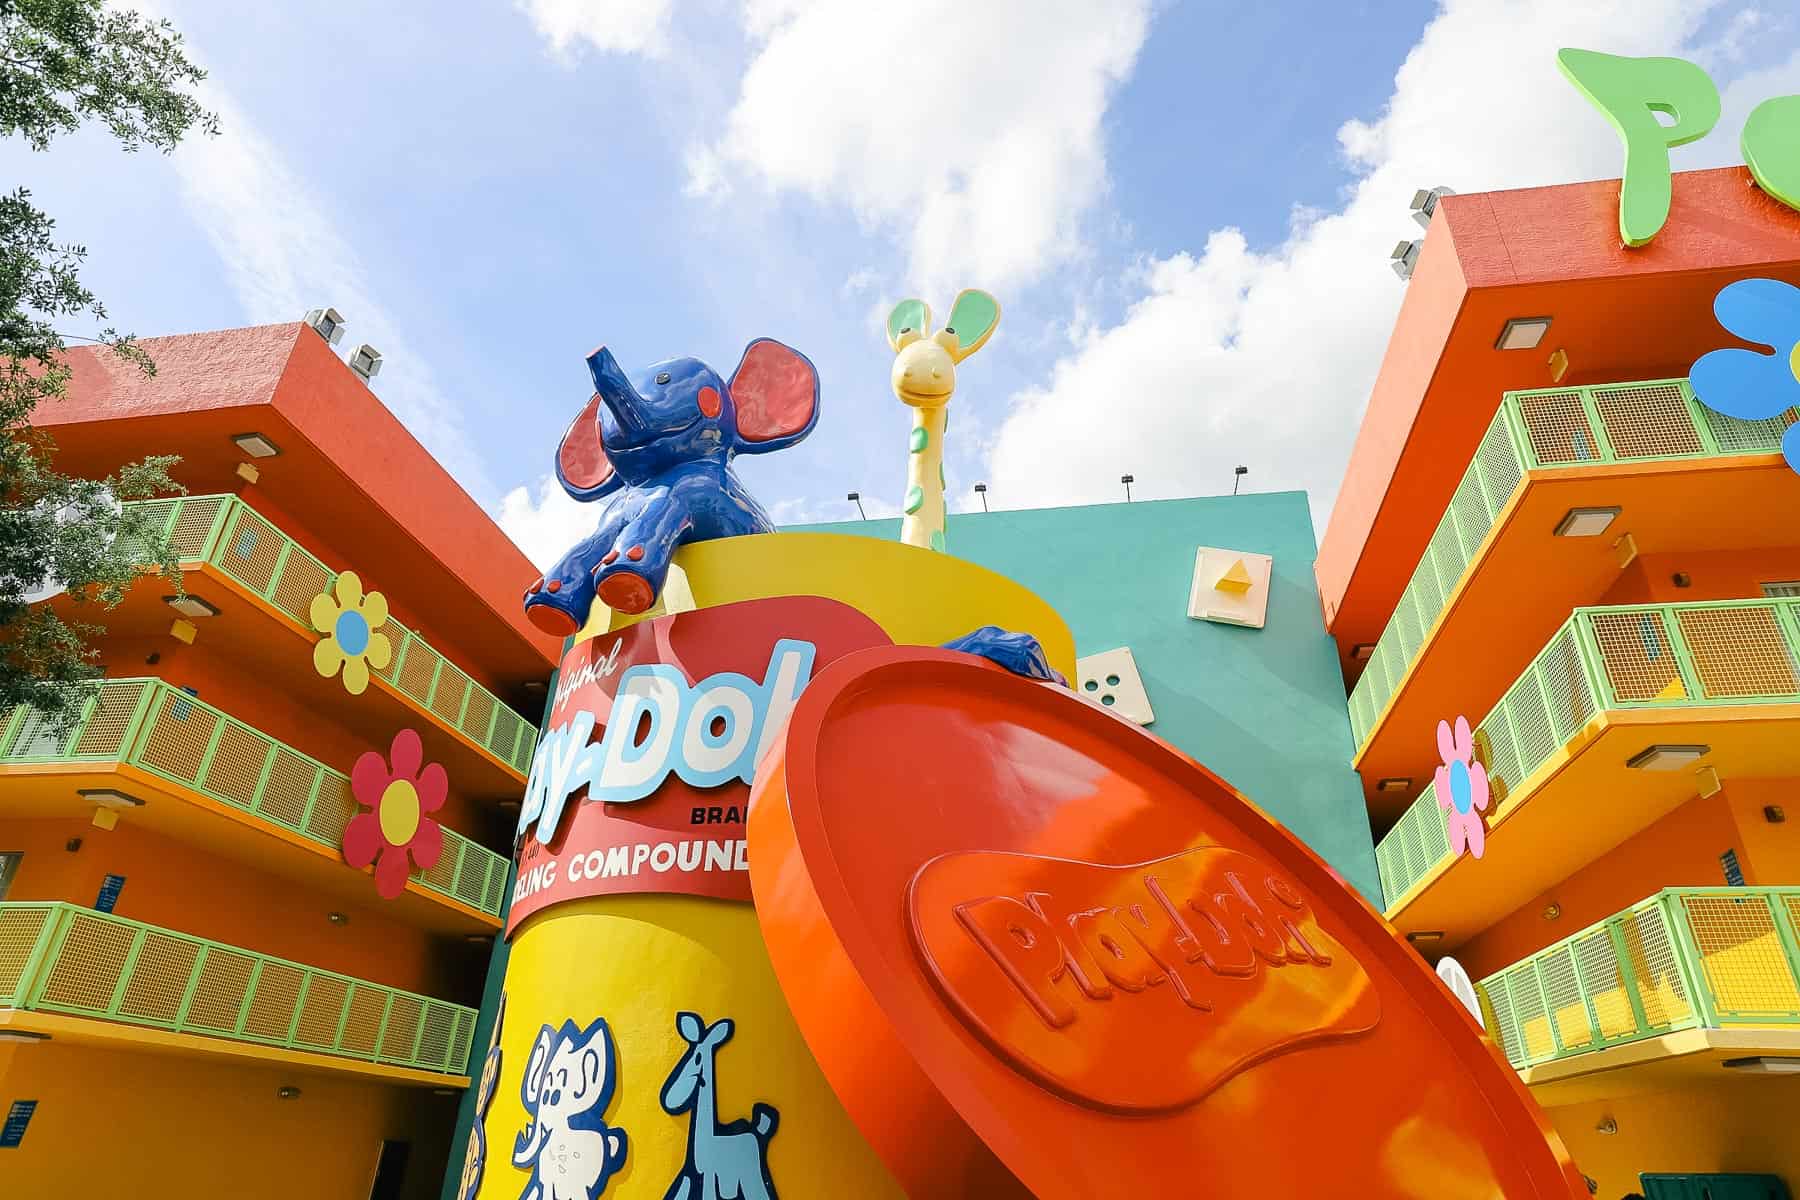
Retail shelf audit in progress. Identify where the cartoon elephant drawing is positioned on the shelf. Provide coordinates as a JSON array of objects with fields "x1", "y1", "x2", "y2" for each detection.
[
  {"x1": 512, "y1": 1018, "x2": 628, "y2": 1200},
  {"x1": 523, "y1": 339, "x2": 821, "y2": 634}
]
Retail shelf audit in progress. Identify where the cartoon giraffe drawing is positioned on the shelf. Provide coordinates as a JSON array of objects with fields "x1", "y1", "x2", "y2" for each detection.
[
  {"x1": 885, "y1": 290, "x2": 1001, "y2": 552},
  {"x1": 660, "y1": 1012, "x2": 780, "y2": 1200}
]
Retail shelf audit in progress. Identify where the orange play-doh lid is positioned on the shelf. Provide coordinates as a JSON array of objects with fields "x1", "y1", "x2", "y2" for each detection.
[{"x1": 748, "y1": 646, "x2": 1585, "y2": 1199}]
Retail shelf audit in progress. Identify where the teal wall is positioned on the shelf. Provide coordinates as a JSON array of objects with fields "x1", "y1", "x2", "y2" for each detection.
[{"x1": 786, "y1": 492, "x2": 1380, "y2": 902}]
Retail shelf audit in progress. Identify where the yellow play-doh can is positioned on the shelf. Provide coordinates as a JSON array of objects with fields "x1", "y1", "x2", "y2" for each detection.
[{"x1": 477, "y1": 533, "x2": 1073, "y2": 1199}]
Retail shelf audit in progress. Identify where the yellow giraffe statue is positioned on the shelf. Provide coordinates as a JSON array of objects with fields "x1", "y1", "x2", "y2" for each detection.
[{"x1": 885, "y1": 290, "x2": 1001, "y2": 552}]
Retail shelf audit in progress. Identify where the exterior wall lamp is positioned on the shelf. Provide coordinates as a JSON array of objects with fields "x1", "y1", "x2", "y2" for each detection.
[
  {"x1": 231, "y1": 433, "x2": 281, "y2": 458},
  {"x1": 1626, "y1": 744, "x2": 1710, "y2": 771},
  {"x1": 164, "y1": 595, "x2": 219, "y2": 619},
  {"x1": 1496, "y1": 317, "x2": 1553, "y2": 350},
  {"x1": 1553, "y1": 506, "x2": 1620, "y2": 537}
]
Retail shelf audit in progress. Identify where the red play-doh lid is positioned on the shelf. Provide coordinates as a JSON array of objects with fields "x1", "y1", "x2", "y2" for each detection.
[{"x1": 748, "y1": 647, "x2": 1585, "y2": 1199}]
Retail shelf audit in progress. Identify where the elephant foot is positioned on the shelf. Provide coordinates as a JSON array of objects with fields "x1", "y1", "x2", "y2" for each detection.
[
  {"x1": 596, "y1": 568, "x2": 654, "y2": 615},
  {"x1": 524, "y1": 596, "x2": 580, "y2": 637},
  {"x1": 524, "y1": 576, "x2": 586, "y2": 637}
]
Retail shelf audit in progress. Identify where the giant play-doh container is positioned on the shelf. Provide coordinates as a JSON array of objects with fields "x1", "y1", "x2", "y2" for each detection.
[{"x1": 470, "y1": 533, "x2": 1075, "y2": 1200}]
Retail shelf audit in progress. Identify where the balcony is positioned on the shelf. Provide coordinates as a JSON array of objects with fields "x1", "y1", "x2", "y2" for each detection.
[
  {"x1": 0, "y1": 678, "x2": 509, "y2": 933},
  {"x1": 111, "y1": 493, "x2": 537, "y2": 792},
  {"x1": 1477, "y1": 888, "x2": 1800, "y2": 1102},
  {"x1": 1345, "y1": 379, "x2": 1798, "y2": 821},
  {"x1": 1375, "y1": 599, "x2": 1800, "y2": 943},
  {"x1": 0, "y1": 902, "x2": 475, "y2": 1086}
]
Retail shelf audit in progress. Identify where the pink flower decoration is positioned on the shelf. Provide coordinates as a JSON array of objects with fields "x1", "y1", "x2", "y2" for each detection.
[
  {"x1": 1434, "y1": 716, "x2": 1490, "y2": 860},
  {"x1": 344, "y1": 729, "x2": 447, "y2": 898}
]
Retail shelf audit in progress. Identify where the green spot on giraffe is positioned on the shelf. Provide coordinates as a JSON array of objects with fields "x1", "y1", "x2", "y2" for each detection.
[
  {"x1": 938, "y1": 462, "x2": 945, "y2": 489},
  {"x1": 910, "y1": 426, "x2": 928, "y2": 453},
  {"x1": 929, "y1": 529, "x2": 946, "y2": 552},
  {"x1": 904, "y1": 485, "x2": 924, "y2": 514}
]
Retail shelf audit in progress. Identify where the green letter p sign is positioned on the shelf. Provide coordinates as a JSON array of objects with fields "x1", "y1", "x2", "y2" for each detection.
[{"x1": 1558, "y1": 48, "x2": 1721, "y2": 246}]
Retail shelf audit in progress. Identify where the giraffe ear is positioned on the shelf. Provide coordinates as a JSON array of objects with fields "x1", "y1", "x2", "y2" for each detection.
[
  {"x1": 887, "y1": 298, "x2": 932, "y2": 352},
  {"x1": 944, "y1": 289, "x2": 1000, "y2": 362}
]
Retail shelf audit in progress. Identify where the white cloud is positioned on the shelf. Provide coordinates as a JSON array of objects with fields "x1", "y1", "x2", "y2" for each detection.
[
  {"x1": 516, "y1": 0, "x2": 675, "y2": 58},
  {"x1": 496, "y1": 475, "x2": 896, "y2": 571},
  {"x1": 690, "y1": 0, "x2": 1152, "y2": 294},
  {"x1": 985, "y1": 0, "x2": 1795, "y2": 533},
  {"x1": 167, "y1": 92, "x2": 497, "y2": 502},
  {"x1": 497, "y1": 476, "x2": 603, "y2": 570}
]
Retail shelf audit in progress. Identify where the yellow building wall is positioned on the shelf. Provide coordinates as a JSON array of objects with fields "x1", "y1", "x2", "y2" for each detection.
[
  {"x1": 1727, "y1": 779, "x2": 1800, "y2": 885},
  {"x1": 1597, "y1": 548, "x2": 1800, "y2": 606},
  {"x1": 0, "y1": 816, "x2": 461, "y2": 1000},
  {"x1": 0, "y1": 1039, "x2": 457, "y2": 1198},
  {"x1": 1456, "y1": 792, "x2": 1748, "y2": 981},
  {"x1": 1455, "y1": 781, "x2": 1800, "y2": 982},
  {"x1": 1547, "y1": 1075, "x2": 1800, "y2": 1197}
]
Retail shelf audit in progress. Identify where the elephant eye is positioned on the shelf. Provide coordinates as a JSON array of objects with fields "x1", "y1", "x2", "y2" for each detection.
[{"x1": 655, "y1": 371, "x2": 671, "y2": 385}]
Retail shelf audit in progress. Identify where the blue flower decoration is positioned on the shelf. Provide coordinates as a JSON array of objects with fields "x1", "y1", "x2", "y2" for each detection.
[{"x1": 1690, "y1": 277, "x2": 1800, "y2": 474}]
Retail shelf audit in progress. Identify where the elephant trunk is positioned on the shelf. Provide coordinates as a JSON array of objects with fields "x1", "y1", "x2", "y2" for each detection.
[{"x1": 586, "y1": 347, "x2": 653, "y2": 443}]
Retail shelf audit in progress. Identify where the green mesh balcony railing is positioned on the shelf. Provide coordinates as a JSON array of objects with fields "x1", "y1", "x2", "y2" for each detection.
[
  {"x1": 1347, "y1": 379, "x2": 1797, "y2": 755},
  {"x1": 1374, "y1": 598, "x2": 1800, "y2": 910},
  {"x1": 1477, "y1": 887, "x2": 1800, "y2": 1070},
  {"x1": 0, "y1": 902, "x2": 476, "y2": 1076},
  {"x1": 0, "y1": 678, "x2": 510, "y2": 919},
  {"x1": 121, "y1": 493, "x2": 536, "y2": 775}
]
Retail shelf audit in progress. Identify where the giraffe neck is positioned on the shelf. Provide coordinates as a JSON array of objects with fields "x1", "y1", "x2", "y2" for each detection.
[
  {"x1": 691, "y1": 1049, "x2": 717, "y2": 1140},
  {"x1": 901, "y1": 401, "x2": 950, "y2": 553}
]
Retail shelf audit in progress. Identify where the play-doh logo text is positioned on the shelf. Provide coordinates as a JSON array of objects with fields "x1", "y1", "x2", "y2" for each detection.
[
  {"x1": 517, "y1": 639, "x2": 815, "y2": 846},
  {"x1": 504, "y1": 596, "x2": 892, "y2": 931},
  {"x1": 907, "y1": 846, "x2": 1381, "y2": 1113}
]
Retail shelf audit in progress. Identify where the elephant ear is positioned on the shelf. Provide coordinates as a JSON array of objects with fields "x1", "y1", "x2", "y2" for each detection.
[
  {"x1": 730, "y1": 338, "x2": 820, "y2": 453},
  {"x1": 521, "y1": 1025, "x2": 553, "y2": 1108},
  {"x1": 555, "y1": 392, "x2": 621, "y2": 500}
]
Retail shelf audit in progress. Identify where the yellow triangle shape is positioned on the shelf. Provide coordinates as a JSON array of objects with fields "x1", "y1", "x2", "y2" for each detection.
[
  {"x1": 1653, "y1": 676, "x2": 1685, "y2": 701},
  {"x1": 1214, "y1": 558, "x2": 1254, "y2": 595}
]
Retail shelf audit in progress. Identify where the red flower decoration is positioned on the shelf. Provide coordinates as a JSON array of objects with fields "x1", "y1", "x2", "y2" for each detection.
[{"x1": 345, "y1": 729, "x2": 446, "y2": 898}]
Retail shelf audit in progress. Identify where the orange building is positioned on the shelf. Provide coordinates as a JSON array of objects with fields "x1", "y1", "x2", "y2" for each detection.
[
  {"x1": 1320, "y1": 165, "x2": 1800, "y2": 1196},
  {"x1": 1, "y1": 321, "x2": 556, "y2": 1196}
]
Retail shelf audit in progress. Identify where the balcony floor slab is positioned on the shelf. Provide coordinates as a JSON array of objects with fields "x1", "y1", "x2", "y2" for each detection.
[
  {"x1": 1355, "y1": 455, "x2": 1797, "y2": 826},
  {"x1": 0, "y1": 1007, "x2": 470, "y2": 1090},
  {"x1": 1524, "y1": 1027, "x2": 1800, "y2": 1107},
  {"x1": 0, "y1": 762, "x2": 502, "y2": 936},
  {"x1": 1386, "y1": 705, "x2": 1800, "y2": 947}
]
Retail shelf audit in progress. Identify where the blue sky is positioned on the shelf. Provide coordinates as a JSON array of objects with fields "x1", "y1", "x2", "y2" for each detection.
[{"x1": 8, "y1": 1, "x2": 1799, "y2": 567}]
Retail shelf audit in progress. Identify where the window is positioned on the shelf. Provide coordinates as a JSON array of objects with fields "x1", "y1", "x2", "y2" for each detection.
[
  {"x1": 1761, "y1": 581, "x2": 1800, "y2": 599},
  {"x1": 0, "y1": 853, "x2": 20, "y2": 901}
]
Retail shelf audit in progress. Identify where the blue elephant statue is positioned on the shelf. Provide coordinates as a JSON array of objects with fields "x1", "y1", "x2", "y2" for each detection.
[{"x1": 524, "y1": 339, "x2": 821, "y2": 635}]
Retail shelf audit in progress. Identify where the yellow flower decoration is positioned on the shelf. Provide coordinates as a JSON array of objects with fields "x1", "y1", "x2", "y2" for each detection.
[{"x1": 309, "y1": 571, "x2": 392, "y2": 695}]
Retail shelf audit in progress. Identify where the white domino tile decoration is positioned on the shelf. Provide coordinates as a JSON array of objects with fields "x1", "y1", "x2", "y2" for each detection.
[
  {"x1": 1074, "y1": 646, "x2": 1154, "y2": 725},
  {"x1": 1187, "y1": 546, "x2": 1273, "y2": 629}
]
